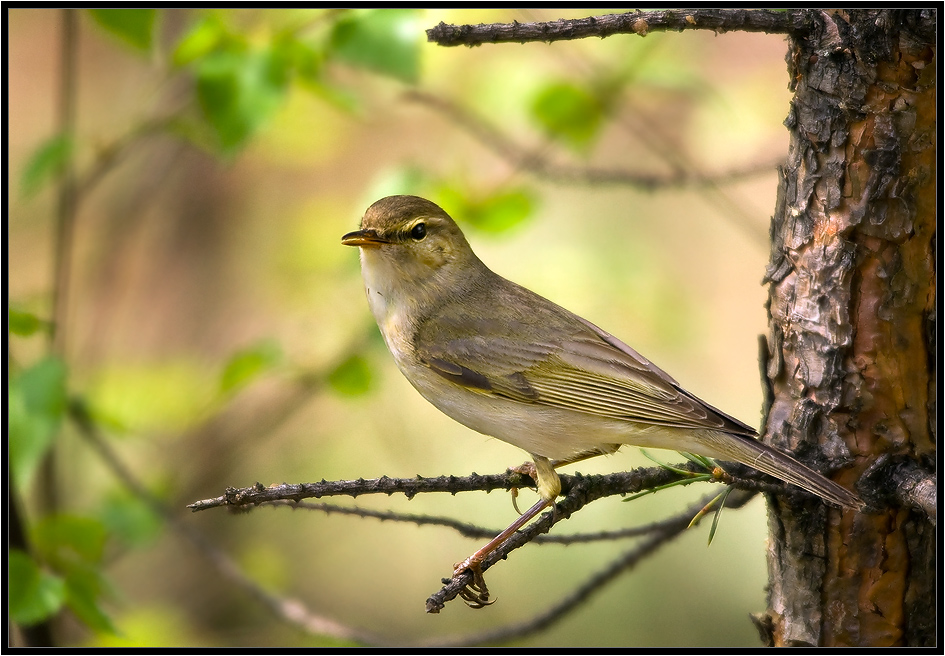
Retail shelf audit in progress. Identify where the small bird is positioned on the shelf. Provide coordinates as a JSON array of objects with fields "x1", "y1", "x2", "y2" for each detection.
[{"x1": 342, "y1": 195, "x2": 861, "y2": 596}]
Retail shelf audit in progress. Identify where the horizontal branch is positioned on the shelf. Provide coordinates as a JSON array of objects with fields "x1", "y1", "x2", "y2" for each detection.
[
  {"x1": 280, "y1": 499, "x2": 718, "y2": 544},
  {"x1": 187, "y1": 464, "x2": 718, "y2": 513},
  {"x1": 860, "y1": 454, "x2": 937, "y2": 524},
  {"x1": 427, "y1": 9, "x2": 811, "y2": 48}
]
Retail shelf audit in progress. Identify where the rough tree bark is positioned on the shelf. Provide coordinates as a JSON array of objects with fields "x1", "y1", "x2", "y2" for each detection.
[{"x1": 761, "y1": 9, "x2": 935, "y2": 647}]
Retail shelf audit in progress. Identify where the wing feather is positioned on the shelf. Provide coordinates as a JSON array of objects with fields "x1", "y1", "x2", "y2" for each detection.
[{"x1": 416, "y1": 301, "x2": 756, "y2": 437}]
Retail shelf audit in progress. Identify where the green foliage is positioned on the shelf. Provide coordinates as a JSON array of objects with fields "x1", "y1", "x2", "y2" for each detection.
[
  {"x1": 219, "y1": 339, "x2": 283, "y2": 396},
  {"x1": 434, "y1": 186, "x2": 537, "y2": 234},
  {"x1": 623, "y1": 450, "x2": 716, "y2": 502},
  {"x1": 62, "y1": 565, "x2": 117, "y2": 633},
  {"x1": 9, "y1": 356, "x2": 68, "y2": 491},
  {"x1": 32, "y1": 513, "x2": 106, "y2": 567},
  {"x1": 530, "y1": 80, "x2": 605, "y2": 150},
  {"x1": 329, "y1": 8, "x2": 422, "y2": 83},
  {"x1": 707, "y1": 487, "x2": 734, "y2": 546},
  {"x1": 8, "y1": 549, "x2": 67, "y2": 625},
  {"x1": 172, "y1": 15, "x2": 230, "y2": 68},
  {"x1": 87, "y1": 8, "x2": 156, "y2": 52},
  {"x1": 171, "y1": 9, "x2": 423, "y2": 154},
  {"x1": 195, "y1": 46, "x2": 294, "y2": 154},
  {"x1": 87, "y1": 360, "x2": 213, "y2": 434},
  {"x1": 9, "y1": 309, "x2": 49, "y2": 337},
  {"x1": 20, "y1": 134, "x2": 73, "y2": 198},
  {"x1": 327, "y1": 354, "x2": 373, "y2": 397},
  {"x1": 31, "y1": 514, "x2": 116, "y2": 633},
  {"x1": 99, "y1": 492, "x2": 163, "y2": 549},
  {"x1": 87, "y1": 606, "x2": 216, "y2": 648},
  {"x1": 173, "y1": 15, "x2": 298, "y2": 153}
]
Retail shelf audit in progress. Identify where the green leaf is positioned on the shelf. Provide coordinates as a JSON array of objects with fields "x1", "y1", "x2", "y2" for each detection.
[
  {"x1": 327, "y1": 354, "x2": 373, "y2": 397},
  {"x1": 8, "y1": 550, "x2": 67, "y2": 626},
  {"x1": 9, "y1": 357, "x2": 68, "y2": 490},
  {"x1": 100, "y1": 492, "x2": 163, "y2": 549},
  {"x1": 9, "y1": 309, "x2": 49, "y2": 337},
  {"x1": 32, "y1": 515, "x2": 108, "y2": 567},
  {"x1": 87, "y1": 8, "x2": 156, "y2": 52},
  {"x1": 171, "y1": 15, "x2": 230, "y2": 67},
  {"x1": 329, "y1": 8, "x2": 421, "y2": 83},
  {"x1": 432, "y1": 187, "x2": 535, "y2": 235},
  {"x1": 286, "y1": 37, "x2": 324, "y2": 85},
  {"x1": 87, "y1": 359, "x2": 212, "y2": 433},
  {"x1": 531, "y1": 81, "x2": 604, "y2": 150},
  {"x1": 707, "y1": 487, "x2": 734, "y2": 545},
  {"x1": 219, "y1": 339, "x2": 283, "y2": 395},
  {"x1": 20, "y1": 134, "x2": 73, "y2": 197},
  {"x1": 64, "y1": 566, "x2": 117, "y2": 634},
  {"x1": 196, "y1": 45, "x2": 293, "y2": 153},
  {"x1": 467, "y1": 190, "x2": 536, "y2": 234},
  {"x1": 30, "y1": 515, "x2": 116, "y2": 633},
  {"x1": 680, "y1": 451, "x2": 717, "y2": 472}
]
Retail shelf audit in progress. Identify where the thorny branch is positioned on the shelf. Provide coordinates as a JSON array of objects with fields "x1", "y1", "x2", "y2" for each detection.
[
  {"x1": 185, "y1": 463, "x2": 831, "y2": 615},
  {"x1": 421, "y1": 490, "x2": 757, "y2": 647},
  {"x1": 187, "y1": 462, "x2": 744, "y2": 512},
  {"x1": 69, "y1": 392, "x2": 767, "y2": 644},
  {"x1": 427, "y1": 9, "x2": 812, "y2": 48},
  {"x1": 67, "y1": 390, "x2": 760, "y2": 644},
  {"x1": 275, "y1": 499, "x2": 712, "y2": 544}
]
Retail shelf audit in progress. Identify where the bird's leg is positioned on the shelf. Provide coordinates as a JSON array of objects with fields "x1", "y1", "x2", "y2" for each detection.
[
  {"x1": 509, "y1": 448, "x2": 613, "y2": 513},
  {"x1": 452, "y1": 456, "x2": 560, "y2": 607}
]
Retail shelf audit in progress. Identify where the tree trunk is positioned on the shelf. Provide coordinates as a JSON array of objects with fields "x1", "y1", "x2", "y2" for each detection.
[{"x1": 762, "y1": 9, "x2": 935, "y2": 647}]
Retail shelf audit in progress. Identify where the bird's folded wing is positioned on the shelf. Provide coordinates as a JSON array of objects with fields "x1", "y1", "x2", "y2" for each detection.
[{"x1": 418, "y1": 316, "x2": 756, "y2": 436}]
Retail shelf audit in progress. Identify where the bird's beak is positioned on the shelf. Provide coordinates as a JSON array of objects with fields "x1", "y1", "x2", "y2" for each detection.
[{"x1": 341, "y1": 229, "x2": 389, "y2": 248}]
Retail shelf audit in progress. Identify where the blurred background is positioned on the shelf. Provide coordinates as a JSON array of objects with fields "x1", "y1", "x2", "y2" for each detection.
[{"x1": 8, "y1": 8, "x2": 793, "y2": 648}]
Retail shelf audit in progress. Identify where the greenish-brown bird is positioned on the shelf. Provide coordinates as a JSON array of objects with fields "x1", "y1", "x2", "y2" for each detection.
[{"x1": 342, "y1": 195, "x2": 861, "y2": 593}]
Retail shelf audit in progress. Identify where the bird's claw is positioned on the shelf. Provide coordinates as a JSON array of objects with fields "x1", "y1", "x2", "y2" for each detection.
[
  {"x1": 453, "y1": 559, "x2": 494, "y2": 609},
  {"x1": 509, "y1": 461, "x2": 540, "y2": 515},
  {"x1": 510, "y1": 460, "x2": 539, "y2": 483}
]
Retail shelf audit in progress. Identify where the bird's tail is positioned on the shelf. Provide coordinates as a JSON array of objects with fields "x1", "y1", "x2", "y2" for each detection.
[{"x1": 700, "y1": 431, "x2": 863, "y2": 510}]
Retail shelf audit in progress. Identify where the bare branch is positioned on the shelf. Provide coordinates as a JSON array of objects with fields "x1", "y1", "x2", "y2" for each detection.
[
  {"x1": 423, "y1": 470, "x2": 753, "y2": 613},
  {"x1": 76, "y1": 113, "x2": 180, "y2": 201},
  {"x1": 279, "y1": 499, "x2": 727, "y2": 544},
  {"x1": 427, "y1": 9, "x2": 811, "y2": 48},
  {"x1": 67, "y1": 398, "x2": 387, "y2": 646},
  {"x1": 187, "y1": 464, "x2": 721, "y2": 513},
  {"x1": 860, "y1": 454, "x2": 937, "y2": 524},
  {"x1": 422, "y1": 490, "x2": 756, "y2": 646},
  {"x1": 405, "y1": 90, "x2": 783, "y2": 191}
]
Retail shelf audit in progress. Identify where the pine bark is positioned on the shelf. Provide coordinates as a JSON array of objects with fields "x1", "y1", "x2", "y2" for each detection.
[{"x1": 761, "y1": 9, "x2": 936, "y2": 647}]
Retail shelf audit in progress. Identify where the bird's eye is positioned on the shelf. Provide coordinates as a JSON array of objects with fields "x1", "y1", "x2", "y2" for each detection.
[{"x1": 410, "y1": 222, "x2": 427, "y2": 241}]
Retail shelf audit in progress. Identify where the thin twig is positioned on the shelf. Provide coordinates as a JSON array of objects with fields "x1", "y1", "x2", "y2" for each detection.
[
  {"x1": 281, "y1": 499, "x2": 731, "y2": 544},
  {"x1": 51, "y1": 7, "x2": 78, "y2": 358},
  {"x1": 423, "y1": 471, "x2": 754, "y2": 613},
  {"x1": 67, "y1": 398, "x2": 388, "y2": 646},
  {"x1": 405, "y1": 90, "x2": 783, "y2": 191},
  {"x1": 76, "y1": 113, "x2": 182, "y2": 201},
  {"x1": 421, "y1": 489, "x2": 756, "y2": 646},
  {"x1": 427, "y1": 9, "x2": 811, "y2": 47}
]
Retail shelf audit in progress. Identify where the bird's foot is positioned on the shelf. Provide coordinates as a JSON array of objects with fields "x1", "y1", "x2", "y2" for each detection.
[
  {"x1": 508, "y1": 461, "x2": 540, "y2": 514},
  {"x1": 452, "y1": 558, "x2": 494, "y2": 609}
]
